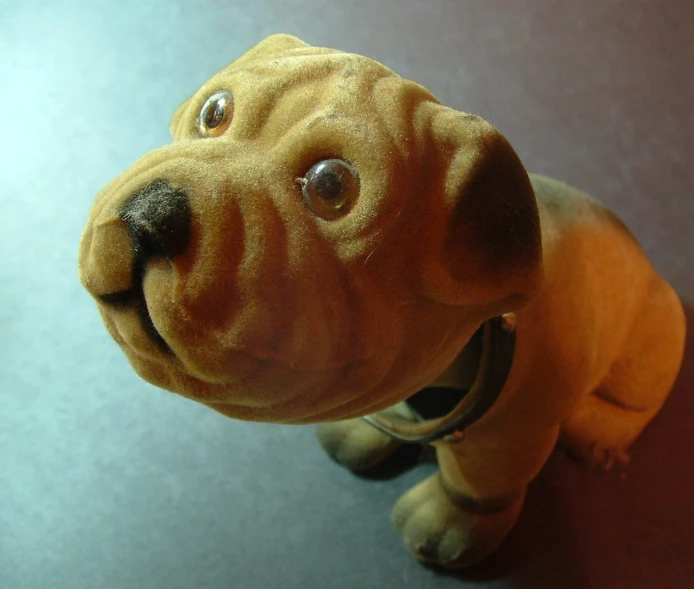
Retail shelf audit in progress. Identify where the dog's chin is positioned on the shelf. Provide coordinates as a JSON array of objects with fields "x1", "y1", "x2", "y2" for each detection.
[
  {"x1": 99, "y1": 286, "x2": 409, "y2": 423},
  {"x1": 120, "y1": 343, "x2": 368, "y2": 423},
  {"x1": 108, "y1": 318, "x2": 402, "y2": 424}
]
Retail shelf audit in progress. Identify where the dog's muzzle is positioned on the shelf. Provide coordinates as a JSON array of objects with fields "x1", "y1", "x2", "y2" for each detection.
[{"x1": 96, "y1": 179, "x2": 192, "y2": 352}]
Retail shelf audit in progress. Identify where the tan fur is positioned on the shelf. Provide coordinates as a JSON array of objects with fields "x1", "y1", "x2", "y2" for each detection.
[{"x1": 79, "y1": 35, "x2": 686, "y2": 568}]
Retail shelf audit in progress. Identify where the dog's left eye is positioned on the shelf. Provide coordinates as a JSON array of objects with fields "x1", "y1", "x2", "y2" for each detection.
[
  {"x1": 197, "y1": 90, "x2": 233, "y2": 137},
  {"x1": 300, "y1": 159, "x2": 359, "y2": 220}
]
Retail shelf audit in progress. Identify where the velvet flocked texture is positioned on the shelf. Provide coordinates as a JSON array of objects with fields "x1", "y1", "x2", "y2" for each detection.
[
  {"x1": 79, "y1": 34, "x2": 544, "y2": 424},
  {"x1": 79, "y1": 35, "x2": 686, "y2": 568}
]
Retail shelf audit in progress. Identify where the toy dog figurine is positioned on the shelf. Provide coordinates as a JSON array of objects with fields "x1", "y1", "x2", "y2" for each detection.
[{"x1": 78, "y1": 35, "x2": 686, "y2": 568}]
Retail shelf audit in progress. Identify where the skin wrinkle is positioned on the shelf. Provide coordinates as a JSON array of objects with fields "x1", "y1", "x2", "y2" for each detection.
[
  {"x1": 272, "y1": 329, "x2": 471, "y2": 423},
  {"x1": 232, "y1": 60, "x2": 355, "y2": 142},
  {"x1": 175, "y1": 202, "x2": 239, "y2": 328},
  {"x1": 206, "y1": 358, "x2": 389, "y2": 422},
  {"x1": 233, "y1": 196, "x2": 291, "y2": 347},
  {"x1": 184, "y1": 267, "x2": 470, "y2": 420},
  {"x1": 160, "y1": 152, "x2": 381, "y2": 381},
  {"x1": 175, "y1": 211, "x2": 286, "y2": 374},
  {"x1": 295, "y1": 305, "x2": 477, "y2": 423},
  {"x1": 372, "y1": 75, "x2": 437, "y2": 162},
  {"x1": 156, "y1": 241, "x2": 386, "y2": 402},
  {"x1": 264, "y1": 199, "x2": 333, "y2": 366},
  {"x1": 226, "y1": 255, "x2": 408, "y2": 418}
]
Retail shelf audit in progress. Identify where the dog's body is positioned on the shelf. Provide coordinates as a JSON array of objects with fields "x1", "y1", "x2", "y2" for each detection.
[
  {"x1": 318, "y1": 173, "x2": 685, "y2": 565},
  {"x1": 79, "y1": 35, "x2": 685, "y2": 568}
]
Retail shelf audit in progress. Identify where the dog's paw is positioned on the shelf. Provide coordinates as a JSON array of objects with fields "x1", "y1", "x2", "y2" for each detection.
[
  {"x1": 391, "y1": 474, "x2": 521, "y2": 569},
  {"x1": 315, "y1": 418, "x2": 401, "y2": 471},
  {"x1": 562, "y1": 433, "x2": 632, "y2": 471},
  {"x1": 580, "y1": 443, "x2": 631, "y2": 471}
]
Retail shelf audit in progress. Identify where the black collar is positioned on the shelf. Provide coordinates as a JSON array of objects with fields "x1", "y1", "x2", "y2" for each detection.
[{"x1": 361, "y1": 314, "x2": 517, "y2": 444}]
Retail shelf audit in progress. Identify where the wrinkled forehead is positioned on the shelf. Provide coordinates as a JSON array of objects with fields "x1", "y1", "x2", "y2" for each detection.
[{"x1": 177, "y1": 49, "x2": 438, "y2": 147}]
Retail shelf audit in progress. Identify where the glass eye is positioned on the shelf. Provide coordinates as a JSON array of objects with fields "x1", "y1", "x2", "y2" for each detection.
[
  {"x1": 197, "y1": 90, "x2": 233, "y2": 137},
  {"x1": 301, "y1": 159, "x2": 359, "y2": 220}
]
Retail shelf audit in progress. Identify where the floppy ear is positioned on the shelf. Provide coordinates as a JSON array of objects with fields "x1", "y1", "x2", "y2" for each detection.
[{"x1": 420, "y1": 105, "x2": 543, "y2": 313}]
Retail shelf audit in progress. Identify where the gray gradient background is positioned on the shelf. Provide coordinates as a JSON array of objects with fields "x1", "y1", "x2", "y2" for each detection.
[{"x1": 1, "y1": 1, "x2": 693, "y2": 588}]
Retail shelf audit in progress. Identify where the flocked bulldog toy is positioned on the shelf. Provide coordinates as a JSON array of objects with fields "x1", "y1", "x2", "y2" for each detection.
[{"x1": 79, "y1": 35, "x2": 686, "y2": 568}]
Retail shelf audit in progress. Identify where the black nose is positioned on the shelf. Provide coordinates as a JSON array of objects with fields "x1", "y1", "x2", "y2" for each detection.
[{"x1": 120, "y1": 179, "x2": 191, "y2": 259}]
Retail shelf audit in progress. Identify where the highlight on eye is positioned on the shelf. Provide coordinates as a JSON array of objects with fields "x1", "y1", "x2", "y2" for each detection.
[{"x1": 298, "y1": 159, "x2": 359, "y2": 220}]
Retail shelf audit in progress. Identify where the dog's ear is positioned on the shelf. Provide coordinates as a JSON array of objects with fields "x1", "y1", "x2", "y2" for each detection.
[
  {"x1": 232, "y1": 34, "x2": 310, "y2": 66},
  {"x1": 420, "y1": 105, "x2": 543, "y2": 314}
]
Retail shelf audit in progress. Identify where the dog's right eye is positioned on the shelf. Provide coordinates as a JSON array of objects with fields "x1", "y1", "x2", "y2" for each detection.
[
  {"x1": 299, "y1": 159, "x2": 359, "y2": 220},
  {"x1": 197, "y1": 90, "x2": 234, "y2": 137}
]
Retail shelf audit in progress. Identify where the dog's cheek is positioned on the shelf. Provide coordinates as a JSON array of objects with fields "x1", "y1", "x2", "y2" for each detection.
[{"x1": 140, "y1": 258, "x2": 264, "y2": 385}]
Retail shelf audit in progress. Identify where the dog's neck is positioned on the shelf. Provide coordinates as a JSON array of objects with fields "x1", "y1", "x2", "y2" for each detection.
[
  {"x1": 362, "y1": 314, "x2": 517, "y2": 444},
  {"x1": 430, "y1": 327, "x2": 484, "y2": 391}
]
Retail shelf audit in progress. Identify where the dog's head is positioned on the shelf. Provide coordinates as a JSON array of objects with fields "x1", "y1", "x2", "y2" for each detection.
[{"x1": 78, "y1": 35, "x2": 543, "y2": 424}]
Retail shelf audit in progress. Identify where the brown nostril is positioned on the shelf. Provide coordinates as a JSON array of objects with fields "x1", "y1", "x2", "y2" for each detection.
[{"x1": 120, "y1": 179, "x2": 191, "y2": 259}]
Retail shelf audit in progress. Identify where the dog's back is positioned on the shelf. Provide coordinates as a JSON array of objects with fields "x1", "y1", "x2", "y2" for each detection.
[{"x1": 527, "y1": 174, "x2": 685, "y2": 468}]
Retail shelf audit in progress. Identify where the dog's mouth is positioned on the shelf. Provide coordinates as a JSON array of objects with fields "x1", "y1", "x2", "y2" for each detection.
[
  {"x1": 94, "y1": 179, "x2": 193, "y2": 356},
  {"x1": 99, "y1": 288, "x2": 173, "y2": 354}
]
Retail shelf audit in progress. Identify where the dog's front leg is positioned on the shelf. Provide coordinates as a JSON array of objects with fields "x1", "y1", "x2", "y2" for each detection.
[
  {"x1": 315, "y1": 402, "x2": 419, "y2": 471},
  {"x1": 392, "y1": 426, "x2": 560, "y2": 568}
]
